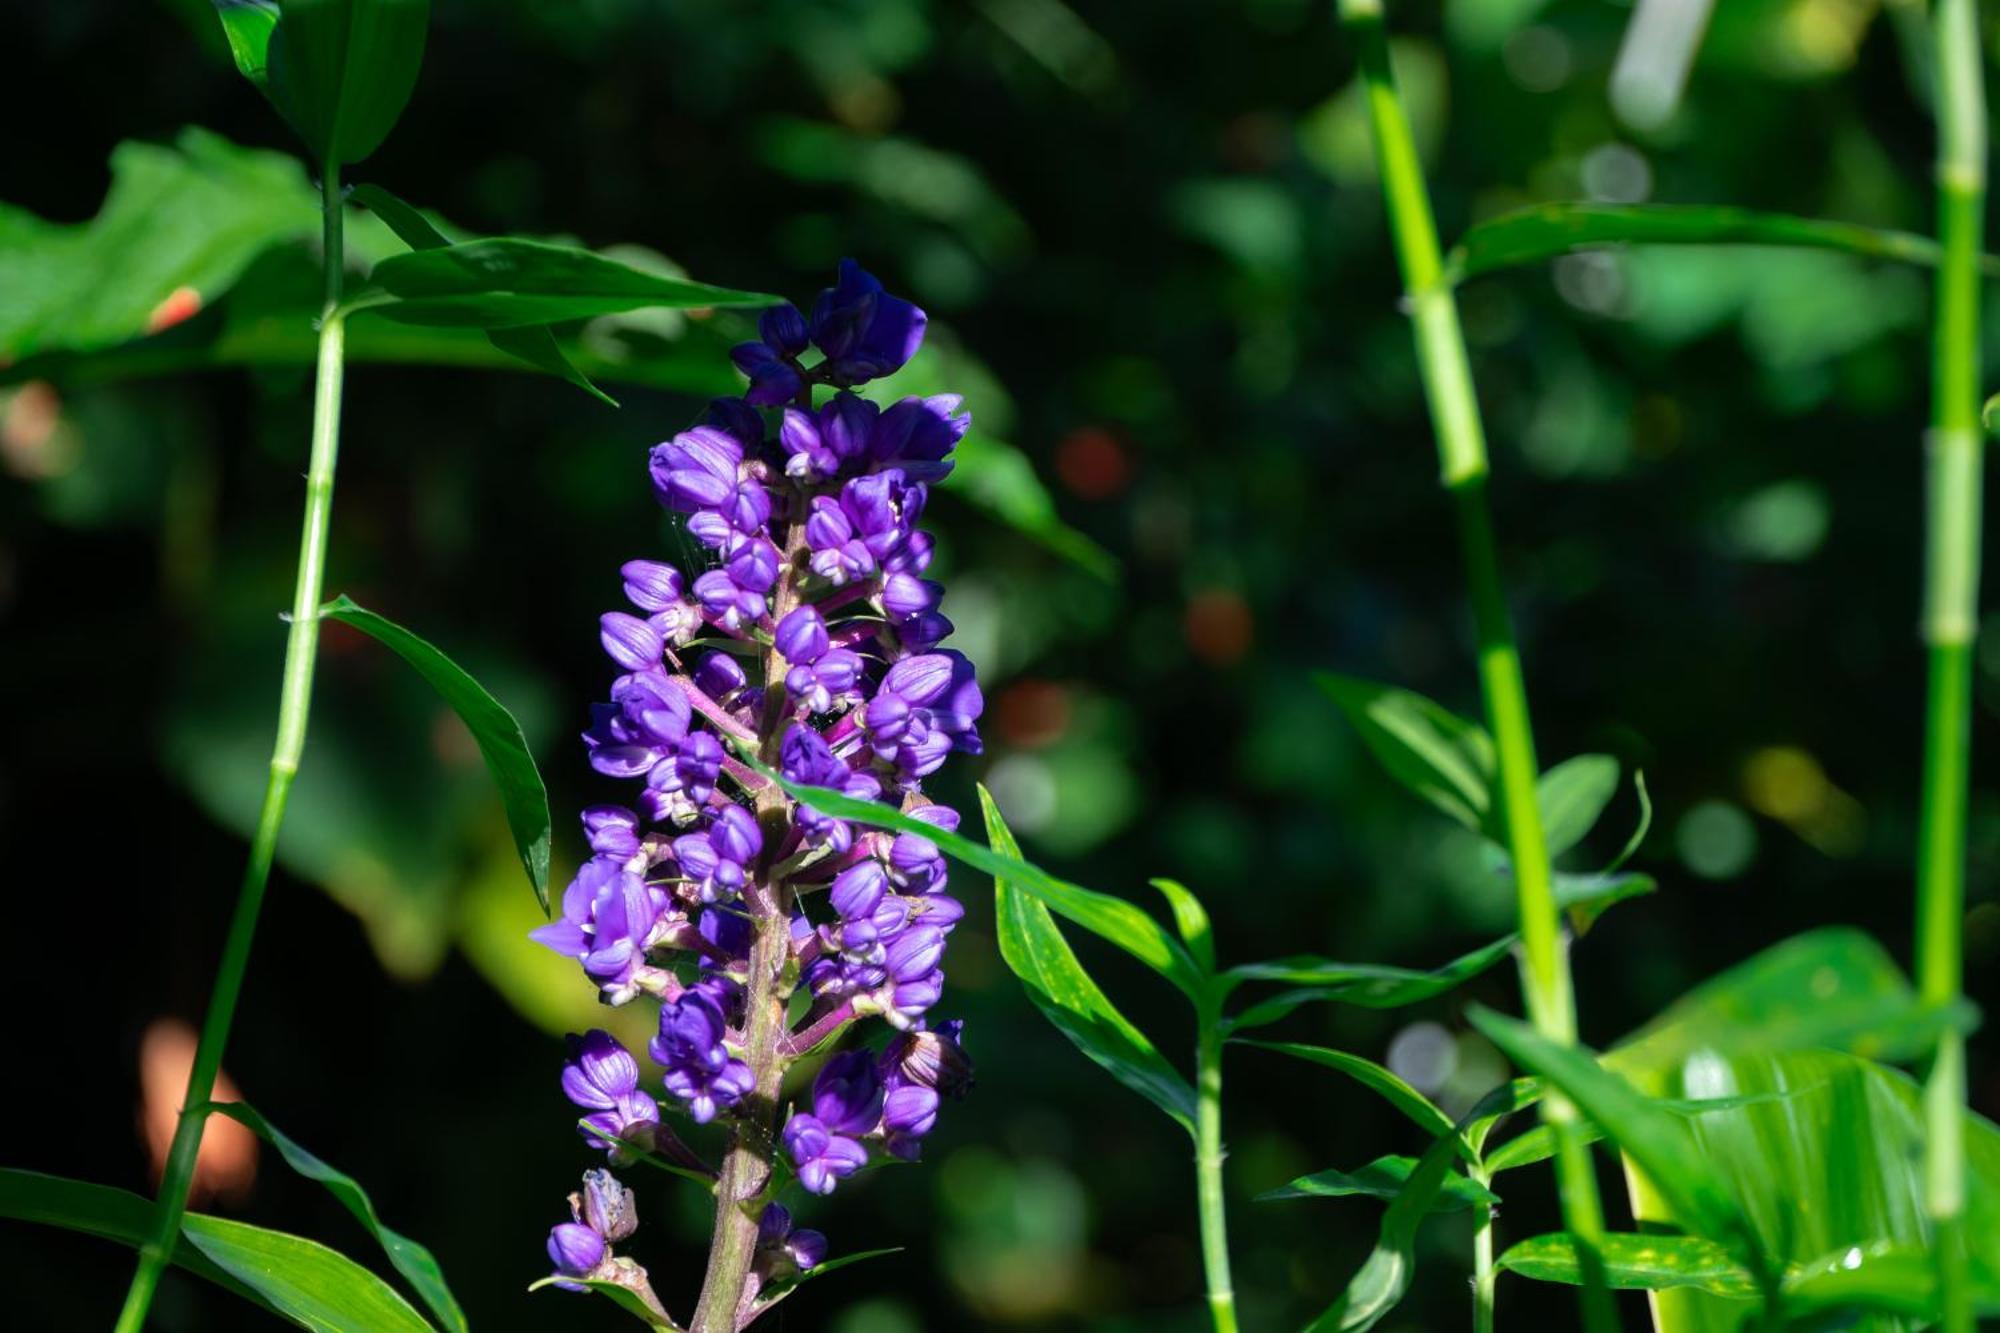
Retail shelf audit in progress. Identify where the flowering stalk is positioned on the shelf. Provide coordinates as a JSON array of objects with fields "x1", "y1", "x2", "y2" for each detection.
[
  {"x1": 114, "y1": 165, "x2": 350, "y2": 1333},
  {"x1": 1336, "y1": 2, "x2": 1615, "y2": 1328},
  {"x1": 535, "y1": 262, "x2": 981, "y2": 1331},
  {"x1": 1917, "y1": 3, "x2": 1984, "y2": 1328}
]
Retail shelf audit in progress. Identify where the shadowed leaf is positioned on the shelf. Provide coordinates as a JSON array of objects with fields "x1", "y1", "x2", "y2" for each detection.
[
  {"x1": 1237, "y1": 1041, "x2": 1455, "y2": 1142},
  {"x1": 264, "y1": 0, "x2": 430, "y2": 166},
  {"x1": 1536, "y1": 754, "x2": 1619, "y2": 858},
  {"x1": 181, "y1": 1213, "x2": 437, "y2": 1331},
  {"x1": 1317, "y1": 673, "x2": 1493, "y2": 831},
  {"x1": 1258, "y1": 1156, "x2": 1497, "y2": 1211}
]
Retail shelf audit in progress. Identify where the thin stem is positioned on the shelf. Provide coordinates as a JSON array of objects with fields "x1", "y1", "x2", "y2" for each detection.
[
  {"x1": 1194, "y1": 1002, "x2": 1239, "y2": 1333},
  {"x1": 1919, "y1": 2, "x2": 1984, "y2": 1328},
  {"x1": 1336, "y1": 2, "x2": 1613, "y2": 1328},
  {"x1": 1470, "y1": 1162, "x2": 1497, "y2": 1333},
  {"x1": 114, "y1": 164, "x2": 348, "y2": 1333}
]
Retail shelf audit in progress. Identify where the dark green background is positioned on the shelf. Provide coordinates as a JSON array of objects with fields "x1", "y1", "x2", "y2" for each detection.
[{"x1": 2, "y1": 0, "x2": 1995, "y2": 1328}]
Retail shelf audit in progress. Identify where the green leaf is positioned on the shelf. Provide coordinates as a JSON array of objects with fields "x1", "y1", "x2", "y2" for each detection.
[
  {"x1": 319, "y1": 595, "x2": 551, "y2": 908},
  {"x1": 748, "y1": 1248, "x2": 906, "y2": 1321},
  {"x1": 526, "y1": 1271, "x2": 675, "y2": 1330},
  {"x1": 181, "y1": 1213, "x2": 437, "y2": 1332},
  {"x1": 0, "y1": 1169, "x2": 277, "y2": 1315},
  {"x1": 1469, "y1": 1006, "x2": 1755, "y2": 1260},
  {"x1": 1551, "y1": 870, "x2": 1657, "y2": 933},
  {"x1": 1498, "y1": 1232, "x2": 1759, "y2": 1298},
  {"x1": 1317, "y1": 673, "x2": 1494, "y2": 831},
  {"x1": 1258, "y1": 1156, "x2": 1498, "y2": 1211},
  {"x1": 1221, "y1": 933, "x2": 1515, "y2": 1031},
  {"x1": 214, "y1": 1, "x2": 281, "y2": 92},
  {"x1": 1536, "y1": 754, "x2": 1619, "y2": 858},
  {"x1": 1149, "y1": 877, "x2": 1215, "y2": 973},
  {"x1": 1619, "y1": 927, "x2": 1973, "y2": 1070},
  {"x1": 1442, "y1": 203, "x2": 2000, "y2": 287},
  {"x1": 1305, "y1": 1078, "x2": 1539, "y2": 1331},
  {"x1": 205, "y1": 1102, "x2": 464, "y2": 1331},
  {"x1": 753, "y1": 762, "x2": 1203, "y2": 997},
  {"x1": 1237, "y1": 1041, "x2": 1455, "y2": 1142},
  {"x1": 350, "y1": 184, "x2": 616, "y2": 405},
  {"x1": 357, "y1": 238, "x2": 777, "y2": 328},
  {"x1": 983, "y1": 790, "x2": 1199, "y2": 1134},
  {"x1": 265, "y1": 0, "x2": 430, "y2": 166}
]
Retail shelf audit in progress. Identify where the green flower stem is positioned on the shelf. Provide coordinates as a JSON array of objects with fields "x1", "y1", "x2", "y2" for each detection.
[
  {"x1": 1337, "y1": 2, "x2": 1613, "y2": 1328},
  {"x1": 1470, "y1": 1161, "x2": 1497, "y2": 1333},
  {"x1": 1194, "y1": 998, "x2": 1239, "y2": 1333},
  {"x1": 113, "y1": 164, "x2": 349, "y2": 1333},
  {"x1": 1919, "y1": 3, "x2": 1984, "y2": 1329}
]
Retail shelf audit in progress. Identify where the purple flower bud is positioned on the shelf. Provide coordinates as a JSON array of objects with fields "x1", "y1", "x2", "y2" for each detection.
[
  {"x1": 885, "y1": 924, "x2": 947, "y2": 982},
  {"x1": 775, "y1": 606, "x2": 829, "y2": 664},
  {"x1": 582, "y1": 806, "x2": 642, "y2": 859},
  {"x1": 882, "y1": 1084, "x2": 939, "y2": 1160},
  {"x1": 651, "y1": 990, "x2": 755, "y2": 1123},
  {"x1": 577, "y1": 1169, "x2": 639, "y2": 1242},
  {"x1": 829, "y1": 861, "x2": 888, "y2": 921},
  {"x1": 811, "y1": 1049, "x2": 886, "y2": 1135},
  {"x1": 809, "y1": 259, "x2": 927, "y2": 383},
  {"x1": 760, "y1": 303, "x2": 809, "y2": 356},
  {"x1": 548, "y1": 1222, "x2": 606, "y2": 1278},
  {"x1": 649, "y1": 426, "x2": 743, "y2": 513},
  {"x1": 756, "y1": 1203, "x2": 828, "y2": 1272},
  {"x1": 882, "y1": 1020, "x2": 974, "y2": 1099},
  {"x1": 600, "y1": 613, "x2": 664, "y2": 673},
  {"x1": 733, "y1": 341, "x2": 805, "y2": 407},
  {"x1": 881, "y1": 573, "x2": 944, "y2": 620},
  {"x1": 620, "y1": 560, "x2": 684, "y2": 612},
  {"x1": 693, "y1": 651, "x2": 747, "y2": 699}
]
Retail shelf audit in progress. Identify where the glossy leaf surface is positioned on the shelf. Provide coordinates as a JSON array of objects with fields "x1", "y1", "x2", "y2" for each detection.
[{"x1": 181, "y1": 1213, "x2": 436, "y2": 1332}]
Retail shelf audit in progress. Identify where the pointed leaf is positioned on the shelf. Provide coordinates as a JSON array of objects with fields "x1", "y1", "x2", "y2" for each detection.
[
  {"x1": 1257, "y1": 1156, "x2": 1497, "y2": 1211},
  {"x1": 1442, "y1": 203, "x2": 2000, "y2": 287},
  {"x1": 1223, "y1": 933, "x2": 1515, "y2": 1029},
  {"x1": 1498, "y1": 1232, "x2": 1759, "y2": 1298},
  {"x1": 1551, "y1": 870, "x2": 1656, "y2": 933},
  {"x1": 525, "y1": 1274, "x2": 675, "y2": 1330},
  {"x1": 357, "y1": 238, "x2": 777, "y2": 328},
  {"x1": 265, "y1": 0, "x2": 430, "y2": 166},
  {"x1": 214, "y1": 0, "x2": 281, "y2": 93},
  {"x1": 319, "y1": 595, "x2": 550, "y2": 908},
  {"x1": 1237, "y1": 1041, "x2": 1455, "y2": 1142},
  {"x1": 984, "y1": 790, "x2": 1198, "y2": 1134},
  {"x1": 1317, "y1": 673, "x2": 1494, "y2": 831},
  {"x1": 205, "y1": 1102, "x2": 464, "y2": 1331},
  {"x1": 1150, "y1": 878, "x2": 1215, "y2": 973},
  {"x1": 181, "y1": 1213, "x2": 437, "y2": 1331},
  {"x1": 0, "y1": 1169, "x2": 277, "y2": 1315},
  {"x1": 1536, "y1": 754, "x2": 1619, "y2": 858}
]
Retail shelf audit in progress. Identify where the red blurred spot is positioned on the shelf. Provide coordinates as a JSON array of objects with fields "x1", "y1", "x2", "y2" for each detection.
[
  {"x1": 147, "y1": 285, "x2": 204, "y2": 333},
  {"x1": 996, "y1": 679, "x2": 1073, "y2": 749},
  {"x1": 1184, "y1": 590, "x2": 1253, "y2": 666},
  {"x1": 140, "y1": 1018, "x2": 257, "y2": 1206},
  {"x1": 1055, "y1": 426, "x2": 1131, "y2": 500}
]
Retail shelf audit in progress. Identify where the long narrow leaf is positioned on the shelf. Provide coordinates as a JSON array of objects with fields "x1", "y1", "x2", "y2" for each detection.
[
  {"x1": 1258, "y1": 1156, "x2": 1498, "y2": 1211},
  {"x1": 206, "y1": 1102, "x2": 464, "y2": 1331},
  {"x1": 1498, "y1": 1232, "x2": 1759, "y2": 1298},
  {"x1": 180, "y1": 1213, "x2": 436, "y2": 1332},
  {"x1": 319, "y1": 595, "x2": 551, "y2": 909},
  {"x1": 982, "y1": 790, "x2": 1198, "y2": 1134},
  {"x1": 1236, "y1": 1041, "x2": 1455, "y2": 1142}
]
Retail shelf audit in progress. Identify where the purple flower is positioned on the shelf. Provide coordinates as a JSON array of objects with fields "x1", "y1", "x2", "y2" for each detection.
[
  {"x1": 651, "y1": 990, "x2": 754, "y2": 1123},
  {"x1": 672, "y1": 803, "x2": 762, "y2": 903},
  {"x1": 757, "y1": 1203, "x2": 828, "y2": 1273},
  {"x1": 649, "y1": 426, "x2": 743, "y2": 514},
  {"x1": 547, "y1": 1222, "x2": 606, "y2": 1285},
  {"x1": 560, "y1": 1030, "x2": 662, "y2": 1157},
  {"x1": 620, "y1": 560, "x2": 685, "y2": 613},
  {"x1": 809, "y1": 259, "x2": 927, "y2": 383},
  {"x1": 781, "y1": 1051, "x2": 884, "y2": 1195}
]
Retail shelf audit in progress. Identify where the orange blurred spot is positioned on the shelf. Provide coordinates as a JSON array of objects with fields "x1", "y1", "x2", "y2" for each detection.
[
  {"x1": 140, "y1": 1018, "x2": 257, "y2": 1206},
  {"x1": 1054, "y1": 426, "x2": 1131, "y2": 500},
  {"x1": 2, "y1": 382, "x2": 71, "y2": 481},
  {"x1": 1184, "y1": 590, "x2": 1253, "y2": 666},
  {"x1": 995, "y1": 679, "x2": 1073, "y2": 749},
  {"x1": 146, "y1": 286, "x2": 204, "y2": 334}
]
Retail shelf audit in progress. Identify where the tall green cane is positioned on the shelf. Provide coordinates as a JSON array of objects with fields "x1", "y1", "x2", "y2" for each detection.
[
  {"x1": 114, "y1": 165, "x2": 350, "y2": 1333},
  {"x1": 1335, "y1": 2, "x2": 1615, "y2": 1328},
  {"x1": 1917, "y1": 2, "x2": 1984, "y2": 1329}
]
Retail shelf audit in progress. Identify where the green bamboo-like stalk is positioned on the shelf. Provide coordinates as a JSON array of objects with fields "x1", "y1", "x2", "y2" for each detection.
[
  {"x1": 1336, "y1": 2, "x2": 1614, "y2": 1328},
  {"x1": 1918, "y1": 3, "x2": 1984, "y2": 1329},
  {"x1": 1194, "y1": 1002, "x2": 1240, "y2": 1333},
  {"x1": 113, "y1": 165, "x2": 350, "y2": 1333}
]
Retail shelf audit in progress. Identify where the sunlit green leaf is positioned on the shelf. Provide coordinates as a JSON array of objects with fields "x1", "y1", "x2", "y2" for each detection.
[
  {"x1": 1150, "y1": 878, "x2": 1216, "y2": 973},
  {"x1": 0, "y1": 1169, "x2": 277, "y2": 1315},
  {"x1": 355, "y1": 238, "x2": 776, "y2": 328},
  {"x1": 214, "y1": 1, "x2": 280, "y2": 93},
  {"x1": 181, "y1": 1213, "x2": 437, "y2": 1332},
  {"x1": 982, "y1": 790, "x2": 1198, "y2": 1134},
  {"x1": 1258, "y1": 1156, "x2": 1497, "y2": 1211},
  {"x1": 1317, "y1": 673, "x2": 1494, "y2": 831},
  {"x1": 319, "y1": 595, "x2": 550, "y2": 908},
  {"x1": 205, "y1": 1102, "x2": 464, "y2": 1331},
  {"x1": 265, "y1": 0, "x2": 430, "y2": 166},
  {"x1": 526, "y1": 1271, "x2": 674, "y2": 1330},
  {"x1": 1443, "y1": 203, "x2": 2000, "y2": 287},
  {"x1": 1498, "y1": 1232, "x2": 1759, "y2": 1298},
  {"x1": 1536, "y1": 754, "x2": 1619, "y2": 858}
]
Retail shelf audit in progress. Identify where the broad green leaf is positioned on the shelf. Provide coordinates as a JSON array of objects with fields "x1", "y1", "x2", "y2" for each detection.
[
  {"x1": 1258, "y1": 1156, "x2": 1497, "y2": 1211},
  {"x1": 1222, "y1": 933, "x2": 1515, "y2": 1030},
  {"x1": 320, "y1": 595, "x2": 551, "y2": 908},
  {"x1": 753, "y1": 763, "x2": 1203, "y2": 998},
  {"x1": 1536, "y1": 754, "x2": 1619, "y2": 858},
  {"x1": 265, "y1": 0, "x2": 430, "y2": 166},
  {"x1": 1317, "y1": 673, "x2": 1493, "y2": 831},
  {"x1": 1616, "y1": 927, "x2": 1972, "y2": 1070},
  {"x1": 357, "y1": 238, "x2": 777, "y2": 328},
  {"x1": 350, "y1": 184, "x2": 616, "y2": 405},
  {"x1": 1498, "y1": 1232, "x2": 1758, "y2": 1298},
  {"x1": 0, "y1": 1169, "x2": 276, "y2": 1314},
  {"x1": 214, "y1": 1, "x2": 281, "y2": 93},
  {"x1": 1468, "y1": 1006, "x2": 1753, "y2": 1257},
  {"x1": 1150, "y1": 877, "x2": 1215, "y2": 973},
  {"x1": 181, "y1": 1213, "x2": 436, "y2": 1332},
  {"x1": 1305, "y1": 1078, "x2": 1539, "y2": 1331},
  {"x1": 983, "y1": 790, "x2": 1199, "y2": 1134},
  {"x1": 206, "y1": 1102, "x2": 464, "y2": 1331},
  {"x1": 1442, "y1": 203, "x2": 2000, "y2": 287},
  {"x1": 525, "y1": 1272, "x2": 675, "y2": 1330},
  {"x1": 1237, "y1": 1041, "x2": 1455, "y2": 1142}
]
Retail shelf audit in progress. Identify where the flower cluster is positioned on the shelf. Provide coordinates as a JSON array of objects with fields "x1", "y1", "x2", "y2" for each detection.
[{"x1": 534, "y1": 261, "x2": 978, "y2": 1316}]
